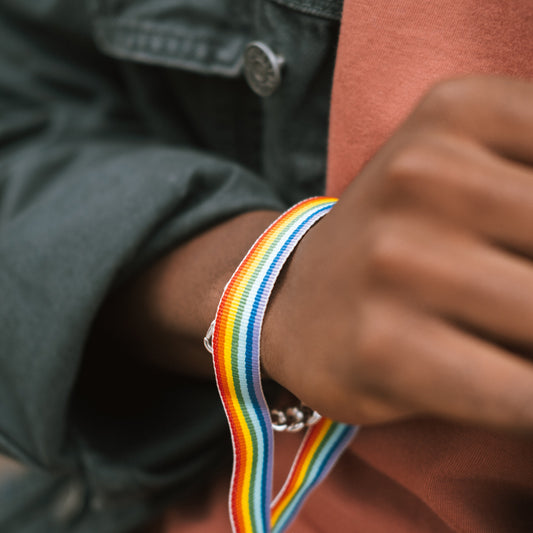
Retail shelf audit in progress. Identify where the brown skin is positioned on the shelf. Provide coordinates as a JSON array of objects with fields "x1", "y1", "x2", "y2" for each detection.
[
  {"x1": 92, "y1": 211, "x2": 280, "y2": 378},
  {"x1": 94, "y1": 75, "x2": 533, "y2": 433}
]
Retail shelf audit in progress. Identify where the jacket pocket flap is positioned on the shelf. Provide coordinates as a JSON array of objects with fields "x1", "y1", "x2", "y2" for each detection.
[{"x1": 89, "y1": 1, "x2": 251, "y2": 77}]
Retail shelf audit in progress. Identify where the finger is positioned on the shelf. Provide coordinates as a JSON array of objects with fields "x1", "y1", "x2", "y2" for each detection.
[
  {"x1": 385, "y1": 133, "x2": 533, "y2": 256},
  {"x1": 356, "y1": 303, "x2": 533, "y2": 432},
  {"x1": 414, "y1": 75, "x2": 533, "y2": 164},
  {"x1": 372, "y1": 214, "x2": 533, "y2": 347}
]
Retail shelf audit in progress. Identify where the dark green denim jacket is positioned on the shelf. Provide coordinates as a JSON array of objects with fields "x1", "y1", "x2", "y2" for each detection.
[{"x1": 0, "y1": 1, "x2": 341, "y2": 531}]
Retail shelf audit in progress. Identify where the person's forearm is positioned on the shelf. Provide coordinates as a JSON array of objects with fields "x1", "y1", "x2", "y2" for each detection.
[
  {"x1": 89, "y1": 76, "x2": 533, "y2": 435},
  {"x1": 92, "y1": 210, "x2": 281, "y2": 378}
]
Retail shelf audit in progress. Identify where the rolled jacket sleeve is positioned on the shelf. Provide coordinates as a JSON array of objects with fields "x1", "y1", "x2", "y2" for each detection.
[{"x1": 0, "y1": 1, "x2": 283, "y2": 479}]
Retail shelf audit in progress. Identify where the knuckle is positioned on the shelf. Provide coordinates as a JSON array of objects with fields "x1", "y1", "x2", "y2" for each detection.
[
  {"x1": 383, "y1": 133, "x2": 459, "y2": 200},
  {"x1": 354, "y1": 301, "x2": 400, "y2": 374},
  {"x1": 415, "y1": 76, "x2": 477, "y2": 123},
  {"x1": 368, "y1": 222, "x2": 406, "y2": 276},
  {"x1": 343, "y1": 393, "x2": 398, "y2": 425},
  {"x1": 505, "y1": 388, "x2": 533, "y2": 429},
  {"x1": 384, "y1": 142, "x2": 432, "y2": 191}
]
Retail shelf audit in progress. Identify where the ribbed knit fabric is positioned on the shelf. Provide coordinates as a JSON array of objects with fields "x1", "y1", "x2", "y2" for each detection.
[
  {"x1": 327, "y1": 1, "x2": 533, "y2": 196},
  {"x1": 324, "y1": 1, "x2": 533, "y2": 532}
]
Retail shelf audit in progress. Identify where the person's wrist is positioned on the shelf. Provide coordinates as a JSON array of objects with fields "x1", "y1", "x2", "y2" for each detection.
[
  {"x1": 259, "y1": 208, "x2": 331, "y2": 399},
  {"x1": 260, "y1": 253, "x2": 295, "y2": 383}
]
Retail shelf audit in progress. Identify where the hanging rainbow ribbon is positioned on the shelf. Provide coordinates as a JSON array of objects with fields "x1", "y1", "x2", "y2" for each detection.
[{"x1": 212, "y1": 197, "x2": 358, "y2": 533}]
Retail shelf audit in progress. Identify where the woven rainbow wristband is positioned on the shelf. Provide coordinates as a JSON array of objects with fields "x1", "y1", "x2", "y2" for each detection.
[{"x1": 211, "y1": 197, "x2": 358, "y2": 533}]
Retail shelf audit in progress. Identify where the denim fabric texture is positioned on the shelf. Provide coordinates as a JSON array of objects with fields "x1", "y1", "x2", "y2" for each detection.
[{"x1": 0, "y1": 1, "x2": 342, "y2": 531}]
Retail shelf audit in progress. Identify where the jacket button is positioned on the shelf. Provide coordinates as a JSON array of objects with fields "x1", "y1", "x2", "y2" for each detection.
[{"x1": 243, "y1": 41, "x2": 285, "y2": 97}]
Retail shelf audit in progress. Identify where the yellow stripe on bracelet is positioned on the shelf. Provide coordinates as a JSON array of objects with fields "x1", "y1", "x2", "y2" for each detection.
[{"x1": 211, "y1": 198, "x2": 358, "y2": 533}]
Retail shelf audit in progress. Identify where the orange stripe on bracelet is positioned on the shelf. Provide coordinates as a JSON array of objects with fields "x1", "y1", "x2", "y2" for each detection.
[{"x1": 211, "y1": 197, "x2": 358, "y2": 533}]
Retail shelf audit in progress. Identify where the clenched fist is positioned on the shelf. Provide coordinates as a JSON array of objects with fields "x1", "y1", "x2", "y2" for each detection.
[{"x1": 263, "y1": 76, "x2": 533, "y2": 432}]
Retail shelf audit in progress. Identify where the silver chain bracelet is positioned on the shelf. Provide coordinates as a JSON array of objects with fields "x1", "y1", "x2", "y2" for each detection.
[{"x1": 270, "y1": 405, "x2": 322, "y2": 432}]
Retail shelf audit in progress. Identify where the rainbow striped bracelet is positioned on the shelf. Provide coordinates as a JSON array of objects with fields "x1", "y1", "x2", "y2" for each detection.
[{"x1": 209, "y1": 197, "x2": 358, "y2": 533}]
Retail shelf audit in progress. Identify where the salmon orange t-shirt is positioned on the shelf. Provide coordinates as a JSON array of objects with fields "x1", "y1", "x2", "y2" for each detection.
[{"x1": 152, "y1": 2, "x2": 533, "y2": 531}]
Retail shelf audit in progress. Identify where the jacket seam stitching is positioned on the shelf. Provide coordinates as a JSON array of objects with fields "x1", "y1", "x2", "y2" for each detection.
[
  {"x1": 92, "y1": 18, "x2": 245, "y2": 75},
  {"x1": 267, "y1": 0, "x2": 342, "y2": 20}
]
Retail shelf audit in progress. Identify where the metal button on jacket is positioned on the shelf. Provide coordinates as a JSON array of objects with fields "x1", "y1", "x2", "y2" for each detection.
[{"x1": 243, "y1": 41, "x2": 285, "y2": 97}]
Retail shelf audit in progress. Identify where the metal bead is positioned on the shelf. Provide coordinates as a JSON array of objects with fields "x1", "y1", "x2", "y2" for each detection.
[
  {"x1": 271, "y1": 409, "x2": 288, "y2": 432},
  {"x1": 305, "y1": 410, "x2": 322, "y2": 427},
  {"x1": 204, "y1": 320, "x2": 215, "y2": 354},
  {"x1": 286, "y1": 407, "x2": 304, "y2": 423}
]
